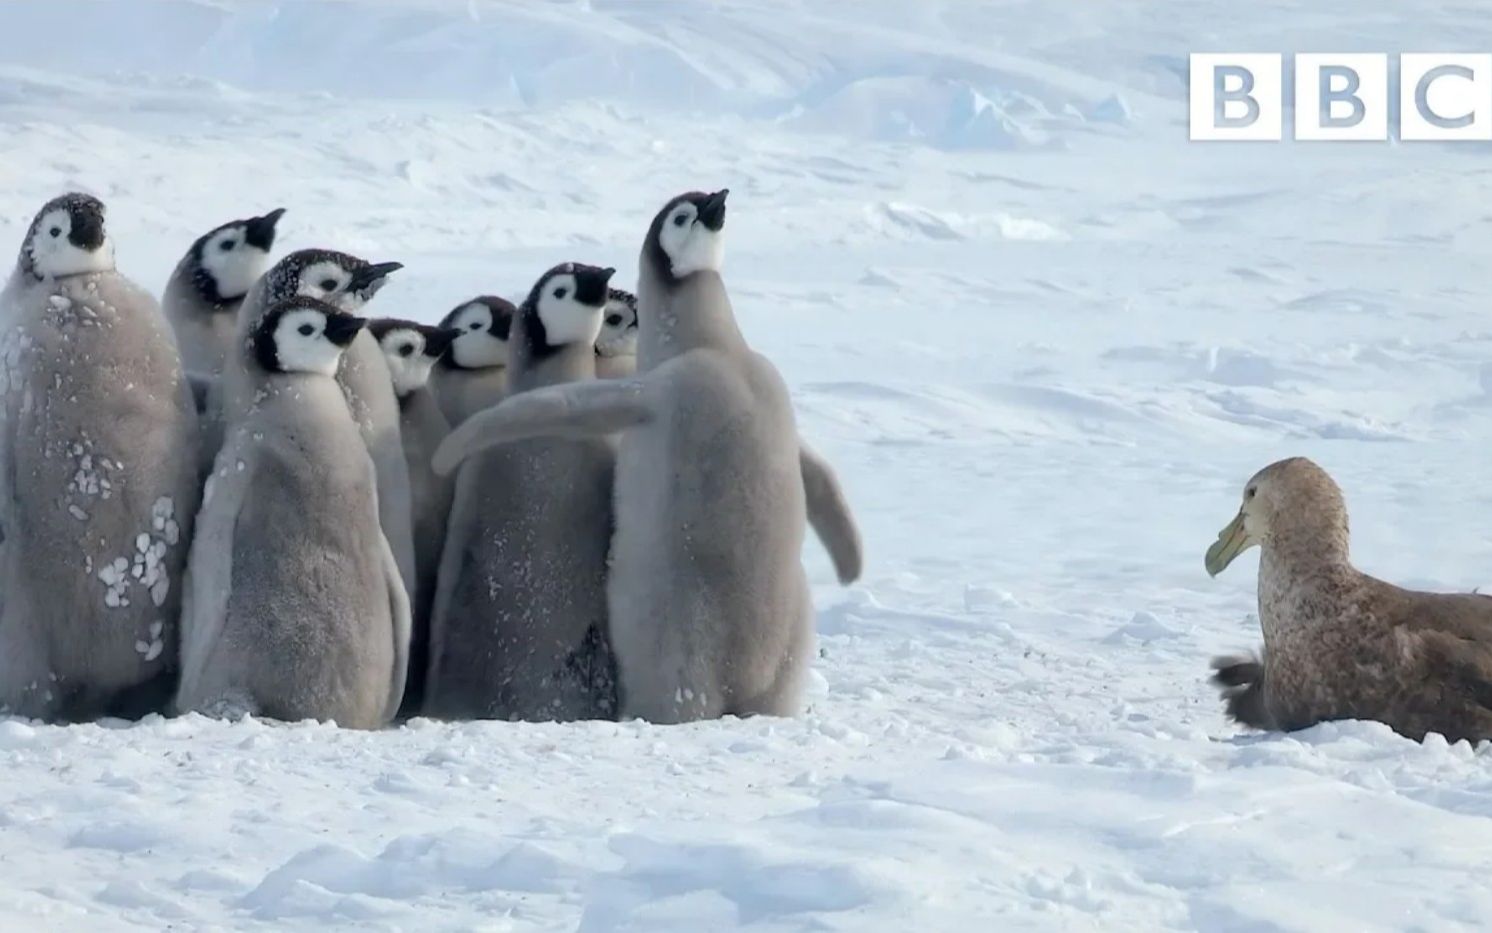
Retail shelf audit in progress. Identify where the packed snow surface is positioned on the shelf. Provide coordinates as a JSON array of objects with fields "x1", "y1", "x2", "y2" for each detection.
[{"x1": 4, "y1": 0, "x2": 1492, "y2": 929}]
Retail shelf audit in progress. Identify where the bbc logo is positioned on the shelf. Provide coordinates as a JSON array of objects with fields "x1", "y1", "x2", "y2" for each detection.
[{"x1": 1190, "y1": 53, "x2": 1492, "y2": 141}]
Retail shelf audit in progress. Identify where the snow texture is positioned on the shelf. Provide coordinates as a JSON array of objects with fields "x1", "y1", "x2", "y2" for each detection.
[{"x1": 3, "y1": 0, "x2": 1492, "y2": 929}]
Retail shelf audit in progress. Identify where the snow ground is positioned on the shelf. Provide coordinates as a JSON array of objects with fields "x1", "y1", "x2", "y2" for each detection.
[{"x1": 4, "y1": 0, "x2": 1492, "y2": 929}]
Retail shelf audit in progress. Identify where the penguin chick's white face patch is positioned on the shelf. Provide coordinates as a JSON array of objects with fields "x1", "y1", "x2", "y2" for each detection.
[
  {"x1": 199, "y1": 226, "x2": 271, "y2": 300},
  {"x1": 536, "y1": 273, "x2": 605, "y2": 347},
  {"x1": 273, "y1": 308, "x2": 345, "y2": 376},
  {"x1": 450, "y1": 303, "x2": 508, "y2": 369},
  {"x1": 27, "y1": 209, "x2": 115, "y2": 279},
  {"x1": 378, "y1": 327, "x2": 434, "y2": 396},
  {"x1": 659, "y1": 202, "x2": 724, "y2": 277},
  {"x1": 596, "y1": 296, "x2": 638, "y2": 358},
  {"x1": 296, "y1": 261, "x2": 354, "y2": 307}
]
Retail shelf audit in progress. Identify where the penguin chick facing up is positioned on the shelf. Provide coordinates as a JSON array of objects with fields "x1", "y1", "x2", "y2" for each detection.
[
  {"x1": 434, "y1": 190, "x2": 863, "y2": 724},
  {"x1": 425, "y1": 263, "x2": 619, "y2": 722},
  {"x1": 1205, "y1": 457, "x2": 1492, "y2": 744},
  {"x1": 594, "y1": 287, "x2": 638, "y2": 379},
  {"x1": 177, "y1": 298, "x2": 410, "y2": 730},
  {"x1": 0, "y1": 193, "x2": 201, "y2": 722},
  {"x1": 163, "y1": 208, "x2": 286, "y2": 377},
  {"x1": 369, "y1": 317, "x2": 459, "y2": 718},
  {"x1": 429, "y1": 295, "x2": 516, "y2": 428}
]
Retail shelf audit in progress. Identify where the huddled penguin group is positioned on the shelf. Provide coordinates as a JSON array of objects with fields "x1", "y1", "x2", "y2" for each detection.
[
  {"x1": 7, "y1": 187, "x2": 1480, "y2": 746},
  {"x1": 0, "y1": 188, "x2": 862, "y2": 729}
]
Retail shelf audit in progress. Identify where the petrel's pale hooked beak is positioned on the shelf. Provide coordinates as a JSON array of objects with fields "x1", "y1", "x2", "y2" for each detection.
[{"x1": 1204, "y1": 511, "x2": 1253, "y2": 577}]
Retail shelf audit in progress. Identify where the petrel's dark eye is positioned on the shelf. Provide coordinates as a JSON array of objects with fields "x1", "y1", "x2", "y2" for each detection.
[
  {"x1": 605, "y1": 314, "x2": 624, "y2": 326},
  {"x1": 672, "y1": 213, "x2": 688, "y2": 227},
  {"x1": 320, "y1": 279, "x2": 338, "y2": 292},
  {"x1": 398, "y1": 344, "x2": 415, "y2": 358},
  {"x1": 298, "y1": 323, "x2": 315, "y2": 337},
  {"x1": 553, "y1": 287, "x2": 568, "y2": 300},
  {"x1": 220, "y1": 240, "x2": 235, "y2": 252},
  {"x1": 1246, "y1": 488, "x2": 1256, "y2": 500},
  {"x1": 49, "y1": 227, "x2": 61, "y2": 238}
]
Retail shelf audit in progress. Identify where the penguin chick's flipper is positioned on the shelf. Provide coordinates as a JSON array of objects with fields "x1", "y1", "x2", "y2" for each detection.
[
  {"x1": 175, "y1": 455, "x2": 252, "y2": 713},
  {"x1": 799, "y1": 442, "x2": 862, "y2": 584},
  {"x1": 432, "y1": 378, "x2": 654, "y2": 476},
  {"x1": 380, "y1": 528, "x2": 413, "y2": 724},
  {"x1": 187, "y1": 371, "x2": 217, "y2": 416},
  {"x1": 1210, "y1": 652, "x2": 1274, "y2": 731}
]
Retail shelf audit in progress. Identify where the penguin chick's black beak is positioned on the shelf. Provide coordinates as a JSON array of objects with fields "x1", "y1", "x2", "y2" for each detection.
[
  {"x1": 323, "y1": 314, "x2": 368, "y2": 348},
  {"x1": 68, "y1": 208, "x2": 106, "y2": 250},
  {"x1": 696, "y1": 189, "x2": 728, "y2": 232},
  {"x1": 245, "y1": 208, "x2": 287, "y2": 250},
  {"x1": 425, "y1": 327, "x2": 460, "y2": 359},
  {"x1": 348, "y1": 261, "x2": 404, "y2": 296},
  {"x1": 574, "y1": 266, "x2": 617, "y2": 306}
]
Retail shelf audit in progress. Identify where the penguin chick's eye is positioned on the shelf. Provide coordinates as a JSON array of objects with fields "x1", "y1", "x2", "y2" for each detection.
[
  {"x1": 672, "y1": 213, "x2": 688, "y2": 228},
  {"x1": 298, "y1": 323, "x2": 315, "y2": 337},
  {"x1": 605, "y1": 314, "x2": 623, "y2": 326},
  {"x1": 220, "y1": 240, "x2": 236, "y2": 252},
  {"x1": 469, "y1": 321, "x2": 482, "y2": 330},
  {"x1": 398, "y1": 344, "x2": 415, "y2": 357},
  {"x1": 319, "y1": 278, "x2": 339, "y2": 292},
  {"x1": 49, "y1": 227, "x2": 61, "y2": 238},
  {"x1": 1246, "y1": 488, "x2": 1256, "y2": 500},
  {"x1": 553, "y1": 286, "x2": 568, "y2": 300}
]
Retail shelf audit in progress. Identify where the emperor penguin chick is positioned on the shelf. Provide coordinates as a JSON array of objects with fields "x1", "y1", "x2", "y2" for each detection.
[
  {"x1": 176, "y1": 298, "x2": 410, "y2": 729},
  {"x1": 0, "y1": 193, "x2": 201, "y2": 722},
  {"x1": 425, "y1": 263, "x2": 619, "y2": 722},
  {"x1": 428, "y1": 295, "x2": 515, "y2": 427},
  {"x1": 162, "y1": 208, "x2": 285, "y2": 377},
  {"x1": 212, "y1": 249, "x2": 417, "y2": 602},
  {"x1": 434, "y1": 190, "x2": 863, "y2": 723},
  {"x1": 594, "y1": 287, "x2": 638, "y2": 379},
  {"x1": 369, "y1": 317, "x2": 459, "y2": 718}
]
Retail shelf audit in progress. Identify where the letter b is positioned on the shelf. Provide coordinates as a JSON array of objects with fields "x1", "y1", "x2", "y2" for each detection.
[
  {"x1": 1295, "y1": 54, "x2": 1388, "y2": 141},
  {"x1": 1190, "y1": 55, "x2": 1283, "y2": 141},
  {"x1": 1214, "y1": 66, "x2": 1260, "y2": 127}
]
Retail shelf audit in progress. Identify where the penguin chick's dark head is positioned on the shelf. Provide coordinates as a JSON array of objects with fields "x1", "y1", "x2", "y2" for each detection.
[
  {"x1": 519, "y1": 263, "x2": 616, "y2": 359},
  {"x1": 188, "y1": 208, "x2": 287, "y2": 308},
  {"x1": 439, "y1": 295, "x2": 517, "y2": 370},
  {"x1": 643, "y1": 189, "x2": 728, "y2": 283},
  {"x1": 368, "y1": 318, "x2": 460, "y2": 397},
  {"x1": 253, "y1": 297, "x2": 366, "y2": 377},
  {"x1": 19, "y1": 192, "x2": 114, "y2": 282},
  {"x1": 596, "y1": 287, "x2": 639, "y2": 358},
  {"x1": 259, "y1": 248, "x2": 403, "y2": 311}
]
